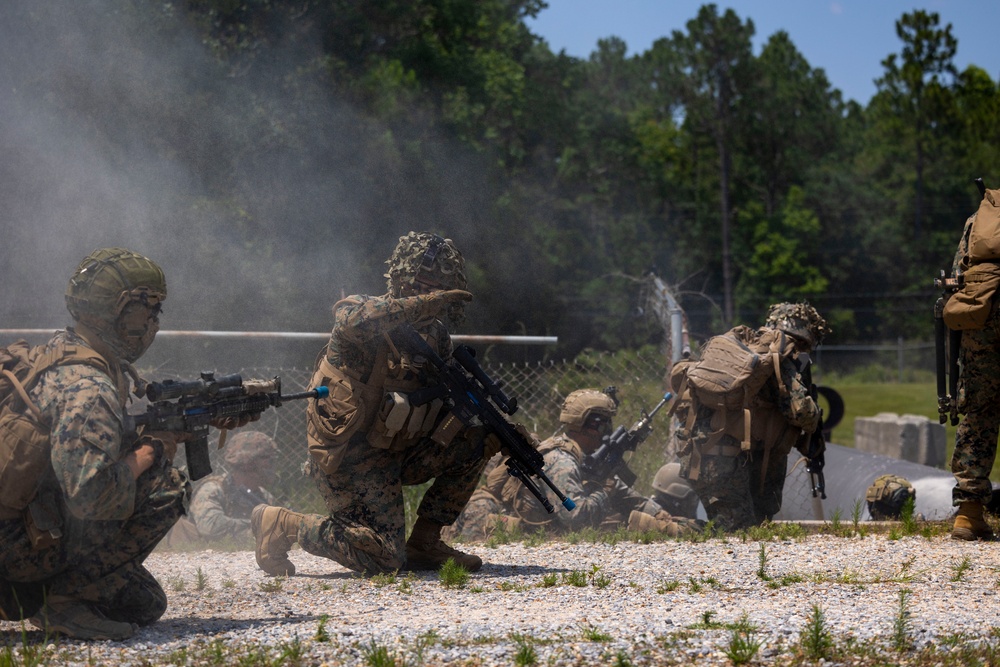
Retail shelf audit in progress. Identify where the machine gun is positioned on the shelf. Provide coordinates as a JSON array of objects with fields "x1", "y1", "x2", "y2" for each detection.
[
  {"x1": 127, "y1": 372, "x2": 329, "y2": 481},
  {"x1": 392, "y1": 324, "x2": 576, "y2": 514},
  {"x1": 799, "y1": 360, "x2": 827, "y2": 500},
  {"x1": 581, "y1": 389, "x2": 673, "y2": 487}
]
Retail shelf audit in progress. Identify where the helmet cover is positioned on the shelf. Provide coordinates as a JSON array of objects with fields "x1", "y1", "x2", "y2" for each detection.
[
  {"x1": 224, "y1": 431, "x2": 279, "y2": 468},
  {"x1": 764, "y1": 302, "x2": 830, "y2": 348},
  {"x1": 865, "y1": 474, "x2": 915, "y2": 520},
  {"x1": 559, "y1": 389, "x2": 618, "y2": 430},
  {"x1": 65, "y1": 247, "x2": 166, "y2": 362},
  {"x1": 384, "y1": 232, "x2": 467, "y2": 295},
  {"x1": 651, "y1": 462, "x2": 699, "y2": 518}
]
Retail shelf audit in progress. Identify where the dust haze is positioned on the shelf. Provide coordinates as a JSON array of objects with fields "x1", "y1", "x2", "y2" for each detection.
[{"x1": 0, "y1": 1, "x2": 507, "y2": 373}]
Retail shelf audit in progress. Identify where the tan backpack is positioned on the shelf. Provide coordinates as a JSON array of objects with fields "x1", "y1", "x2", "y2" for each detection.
[
  {"x1": 685, "y1": 326, "x2": 789, "y2": 412},
  {"x1": 966, "y1": 188, "x2": 1000, "y2": 263},
  {"x1": 0, "y1": 339, "x2": 111, "y2": 511},
  {"x1": 672, "y1": 326, "x2": 794, "y2": 479}
]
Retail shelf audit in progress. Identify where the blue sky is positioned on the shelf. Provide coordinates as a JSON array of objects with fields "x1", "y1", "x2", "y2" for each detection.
[{"x1": 526, "y1": 1, "x2": 998, "y2": 105}]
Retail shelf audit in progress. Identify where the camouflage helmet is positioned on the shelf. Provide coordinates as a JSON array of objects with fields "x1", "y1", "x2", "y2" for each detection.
[
  {"x1": 865, "y1": 474, "x2": 915, "y2": 520},
  {"x1": 764, "y1": 302, "x2": 830, "y2": 349},
  {"x1": 224, "y1": 431, "x2": 279, "y2": 468},
  {"x1": 65, "y1": 247, "x2": 166, "y2": 362},
  {"x1": 651, "y1": 462, "x2": 699, "y2": 519},
  {"x1": 559, "y1": 389, "x2": 617, "y2": 430},
  {"x1": 384, "y1": 232, "x2": 467, "y2": 296}
]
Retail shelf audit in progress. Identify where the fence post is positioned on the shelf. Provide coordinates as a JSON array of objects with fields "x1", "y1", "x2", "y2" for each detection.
[{"x1": 897, "y1": 336, "x2": 904, "y2": 383}]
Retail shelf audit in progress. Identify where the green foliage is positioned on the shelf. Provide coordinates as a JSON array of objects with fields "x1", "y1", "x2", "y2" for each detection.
[
  {"x1": 799, "y1": 604, "x2": 834, "y2": 661},
  {"x1": 439, "y1": 558, "x2": 471, "y2": 589},
  {"x1": 9, "y1": 0, "x2": 1000, "y2": 362}
]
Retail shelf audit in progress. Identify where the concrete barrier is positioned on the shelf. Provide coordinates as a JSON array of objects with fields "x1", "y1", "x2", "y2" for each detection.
[{"x1": 853, "y1": 412, "x2": 947, "y2": 467}]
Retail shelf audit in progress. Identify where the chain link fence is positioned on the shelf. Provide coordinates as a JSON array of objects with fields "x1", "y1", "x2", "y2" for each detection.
[
  {"x1": 146, "y1": 347, "x2": 678, "y2": 514},
  {"x1": 142, "y1": 337, "x2": 939, "y2": 517}
]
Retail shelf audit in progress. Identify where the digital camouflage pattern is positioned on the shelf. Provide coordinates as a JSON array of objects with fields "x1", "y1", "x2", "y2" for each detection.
[
  {"x1": 294, "y1": 290, "x2": 488, "y2": 573},
  {"x1": 677, "y1": 332, "x2": 819, "y2": 531},
  {"x1": 951, "y1": 213, "x2": 1000, "y2": 506},
  {"x1": 449, "y1": 433, "x2": 696, "y2": 540},
  {"x1": 0, "y1": 329, "x2": 186, "y2": 622}
]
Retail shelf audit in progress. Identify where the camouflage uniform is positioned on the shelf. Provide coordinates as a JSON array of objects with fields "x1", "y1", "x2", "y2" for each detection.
[
  {"x1": 0, "y1": 329, "x2": 186, "y2": 624},
  {"x1": 677, "y1": 305, "x2": 825, "y2": 531},
  {"x1": 450, "y1": 433, "x2": 671, "y2": 539},
  {"x1": 176, "y1": 473, "x2": 276, "y2": 546},
  {"x1": 293, "y1": 291, "x2": 489, "y2": 573},
  {"x1": 951, "y1": 213, "x2": 1000, "y2": 506},
  {"x1": 173, "y1": 432, "x2": 278, "y2": 546}
]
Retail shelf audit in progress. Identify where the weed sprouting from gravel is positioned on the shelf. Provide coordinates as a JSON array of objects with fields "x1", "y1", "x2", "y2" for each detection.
[
  {"x1": 799, "y1": 603, "x2": 833, "y2": 661},
  {"x1": 258, "y1": 577, "x2": 284, "y2": 593},
  {"x1": 723, "y1": 614, "x2": 762, "y2": 665},
  {"x1": 362, "y1": 638, "x2": 394, "y2": 667},
  {"x1": 195, "y1": 567, "x2": 209, "y2": 591},
  {"x1": 892, "y1": 589, "x2": 913, "y2": 652},
  {"x1": 950, "y1": 556, "x2": 972, "y2": 582},
  {"x1": 756, "y1": 543, "x2": 770, "y2": 581},
  {"x1": 512, "y1": 634, "x2": 537, "y2": 666},
  {"x1": 439, "y1": 558, "x2": 470, "y2": 589}
]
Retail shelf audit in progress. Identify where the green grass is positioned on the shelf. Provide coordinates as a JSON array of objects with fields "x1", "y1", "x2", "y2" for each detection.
[{"x1": 814, "y1": 381, "x2": 1000, "y2": 479}]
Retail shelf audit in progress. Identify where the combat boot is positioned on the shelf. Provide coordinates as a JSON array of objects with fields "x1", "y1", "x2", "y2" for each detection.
[
  {"x1": 251, "y1": 504, "x2": 303, "y2": 576},
  {"x1": 952, "y1": 501, "x2": 994, "y2": 541},
  {"x1": 30, "y1": 595, "x2": 136, "y2": 641},
  {"x1": 405, "y1": 517, "x2": 483, "y2": 572}
]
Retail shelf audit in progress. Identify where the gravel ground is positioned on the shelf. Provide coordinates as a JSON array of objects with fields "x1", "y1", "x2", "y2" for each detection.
[{"x1": 3, "y1": 531, "x2": 1000, "y2": 665}]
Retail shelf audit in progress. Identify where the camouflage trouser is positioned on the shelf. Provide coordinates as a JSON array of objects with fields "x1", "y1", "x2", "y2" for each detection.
[
  {"x1": 680, "y1": 439, "x2": 789, "y2": 532},
  {"x1": 0, "y1": 465, "x2": 187, "y2": 622},
  {"x1": 953, "y1": 309, "x2": 1000, "y2": 505},
  {"x1": 298, "y1": 430, "x2": 488, "y2": 574}
]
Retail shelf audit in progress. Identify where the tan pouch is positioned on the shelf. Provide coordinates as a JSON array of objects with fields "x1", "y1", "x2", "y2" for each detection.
[
  {"x1": 942, "y1": 264, "x2": 1000, "y2": 330},
  {"x1": 306, "y1": 364, "x2": 373, "y2": 476},
  {"x1": 0, "y1": 408, "x2": 49, "y2": 510}
]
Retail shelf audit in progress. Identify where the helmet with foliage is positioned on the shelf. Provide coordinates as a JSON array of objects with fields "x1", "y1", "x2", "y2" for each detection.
[
  {"x1": 865, "y1": 474, "x2": 915, "y2": 520},
  {"x1": 384, "y1": 232, "x2": 467, "y2": 297},
  {"x1": 224, "y1": 431, "x2": 279, "y2": 469},
  {"x1": 651, "y1": 462, "x2": 699, "y2": 519},
  {"x1": 764, "y1": 302, "x2": 830, "y2": 349},
  {"x1": 559, "y1": 389, "x2": 617, "y2": 431},
  {"x1": 65, "y1": 247, "x2": 166, "y2": 362}
]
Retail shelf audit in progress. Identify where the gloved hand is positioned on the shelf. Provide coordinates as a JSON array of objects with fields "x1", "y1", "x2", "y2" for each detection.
[
  {"x1": 483, "y1": 433, "x2": 504, "y2": 459},
  {"x1": 142, "y1": 431, "x2": 194, "y2": 464},
  {"x1": 210, "y1": 413, "x2": 261, "y2": 430}
]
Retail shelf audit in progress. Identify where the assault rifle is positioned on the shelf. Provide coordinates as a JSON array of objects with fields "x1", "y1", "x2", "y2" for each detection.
[
  {"x1": 581, "y1": 389, "x2": 673, "y2": 487},
  {"x1": 799, "y1": 359, "x2": 826, "y2": 499},
  {"x1": 392, "y1": 324, "x2": 576, "y2": 514},
  {"x1": 127, "y1": 372, "x2": 329, "y2": 481}
]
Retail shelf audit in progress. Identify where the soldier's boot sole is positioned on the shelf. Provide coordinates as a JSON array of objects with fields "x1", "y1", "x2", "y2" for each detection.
[
  {"x1": 251, "y1": 504, "x2": 296, "y2": 576},
  {"x1": 29, "y1": 596, "x2": 136, "y2": 641}
]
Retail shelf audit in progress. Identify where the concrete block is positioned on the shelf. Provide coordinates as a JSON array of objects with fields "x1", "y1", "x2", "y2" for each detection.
[{"x1": 853, "y1": 412, "x2": 946, "y2": 468}]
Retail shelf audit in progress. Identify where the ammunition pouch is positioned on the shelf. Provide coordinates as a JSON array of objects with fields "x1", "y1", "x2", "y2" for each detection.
[
  {"x1": 368, "y1": 390, "x2": 445, "y2": 449},
  {"x1": 306, "y1": 357, "x2": 378, "y2": 476},
  {"x1": 942, "y1": 263, "x2": 1000, "y2": 330}
]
